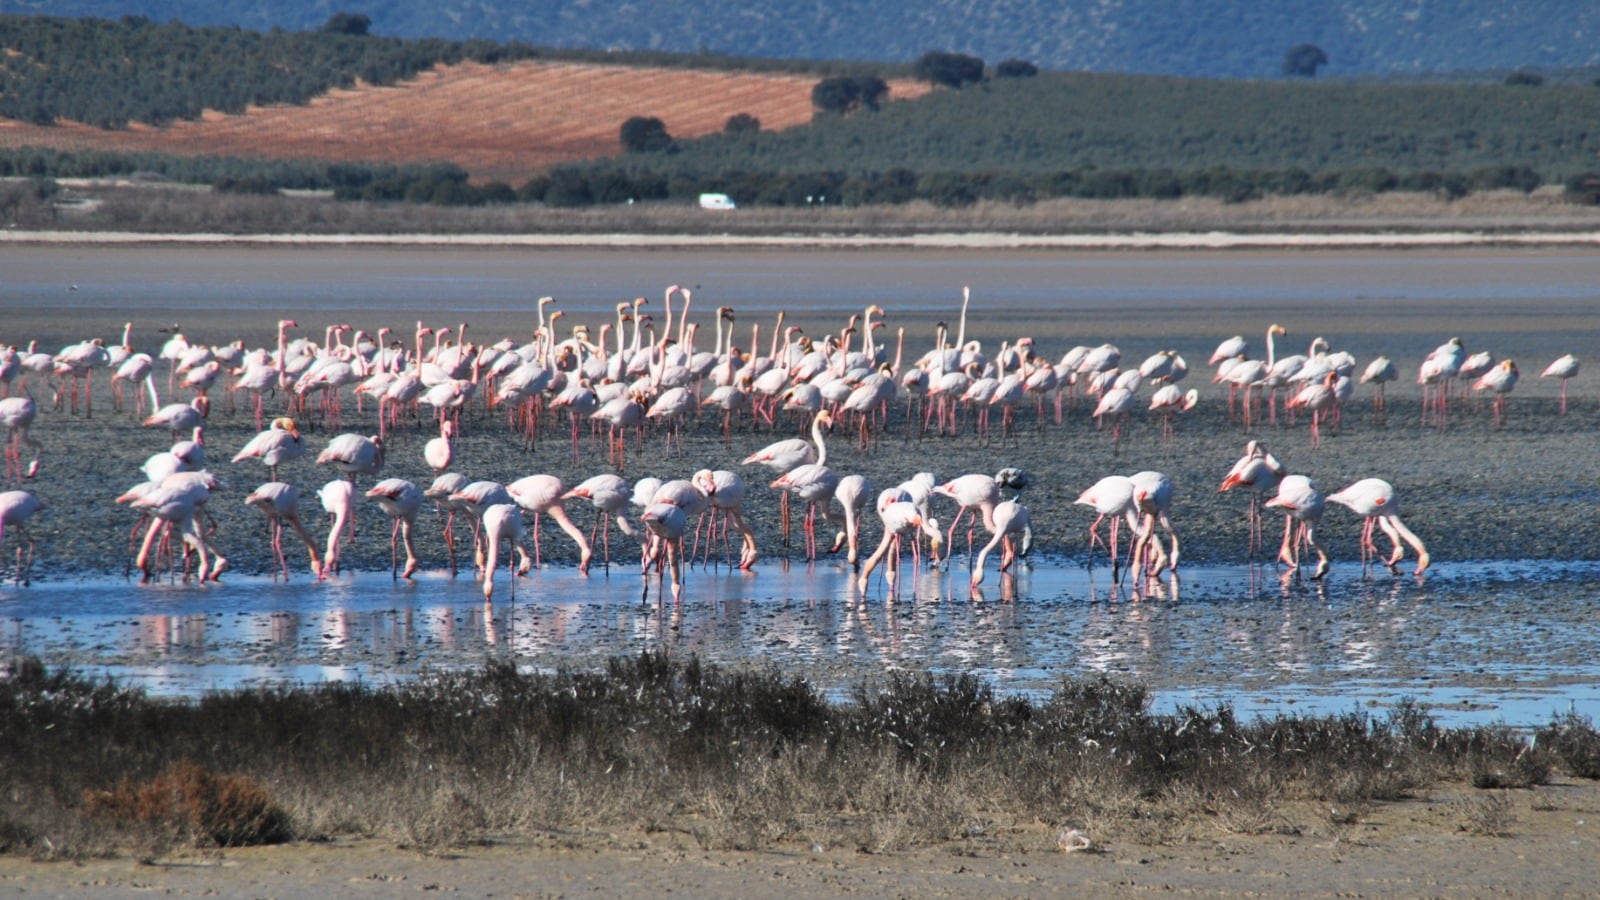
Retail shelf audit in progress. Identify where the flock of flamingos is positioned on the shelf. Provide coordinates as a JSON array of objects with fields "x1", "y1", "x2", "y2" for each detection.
[{"x1": 0, "y1": 286, "x2": 1583, "y2": 600}]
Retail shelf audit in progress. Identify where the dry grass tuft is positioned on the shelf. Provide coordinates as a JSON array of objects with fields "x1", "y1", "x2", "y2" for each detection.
[{"x1": 82, "y1": 760, "x2": 291, "y2": 849}]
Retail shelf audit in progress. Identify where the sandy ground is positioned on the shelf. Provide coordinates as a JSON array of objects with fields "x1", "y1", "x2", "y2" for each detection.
[{"x1": 1, "y1": 778, "x2": 1597, "y2": 896}]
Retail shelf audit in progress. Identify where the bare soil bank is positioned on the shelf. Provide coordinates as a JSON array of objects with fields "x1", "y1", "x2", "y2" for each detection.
[{"x1": 2, "y1": 778, "x2": 1596, "y2": 896}]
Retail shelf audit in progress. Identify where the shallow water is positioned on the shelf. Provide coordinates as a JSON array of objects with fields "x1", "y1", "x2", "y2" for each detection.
[{"x1": 4, "y1": 557, "x2": 1597, "y2": 729}]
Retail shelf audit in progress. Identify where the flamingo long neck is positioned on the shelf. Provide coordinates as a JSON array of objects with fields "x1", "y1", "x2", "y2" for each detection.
[
  {"x1": 713, "y1": 311, "x2": 725, "y2": 360},
  {"x1": 660, "y1": 287, "x2": 674, "y2": 352},
  {"x1": 676, "y1": 288, "x2": 692, "y2": 347},
  {"x1": 1266, "y1": 326, "x2": 1278, "y2": 368},
  {"x1": 892, "y1": 327, "x2": 905, "y2": 376},
  {"x1": 276, "y1": 323, "x2": 291, "y2": 381},
  {"x1": 767, "y1": 311, "x2": 785, "y2": 363},
  {"x1": 956, "y1": 287, "x2": 970, "y2": 350},
  {"x1": 812, "y1": 416, "x2": 829, "y2": 467}
]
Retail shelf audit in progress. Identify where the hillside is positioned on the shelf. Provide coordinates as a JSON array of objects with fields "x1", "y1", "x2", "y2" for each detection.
[
  {"x1": 0, "y1": 60, "x2": 927, "y2": 184},
  {"x1": 26, "y1": 0, "x2": 1600, "y2": 78}
]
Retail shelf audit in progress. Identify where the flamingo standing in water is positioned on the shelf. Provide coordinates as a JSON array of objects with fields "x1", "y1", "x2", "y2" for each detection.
[
  {"x1": 970, "y1": 498, "x2": 1030, "y2": 590},
  {"x1": 742, "y1": 408, "x2": 828, "y2": 546},
  {"x1": 479, "y1": 503, "x2": 525, "y2": 601},
  {"x1": 1540, "y1": 354, "x2": 1578, "y2": 415},
  {"x1": 855, "y1": 491, "x2": 942, "y2": 594},
  {"x1": 641, "y1": 501, "x2": 689, "y2": 603},
  {"x1": 563, "y1": 473, "x2": 639, "y2": 572},
  {"x1": 1127, "y1": 470, "x2": 1179, "y2": 579},
  {"x1": 691, "y1": 469, "x2": 759, "y2": 569},
  {"x1": 317, "y1": 480, "x2": 355, "y2": 577},
  {"x1": 933, "y1": 472, "x2": 1000, "y2": 563},
  {"x1": 0, "y1": 489, "x2": 45, "y2": 585},
  {"x1": 367, "y1": 477, "x2": 425, "y2": 579},
  {"x1": 768, "y1": 410, "x2": 840, "y2": 561},
  {"x1": 1218, "y1": 440, "x2": 1287, "y2": 557},
  {"x1": 1326, "y1": 478, "x2": 1430, "y2": 576},
  {"x1": 424, "y1": 472, "x2": 470, "y2": 575},
  {"x1": 1075, "y1": 474, "x2": 1136, "y2": 578},
  {"x1": 506, "y1": 474, "x2": 593, "y2": 574},
  {"x1": 243, "y1": 482, "x2": 322, "y2": 581},
  {"x1": 1263, "y1": 474, "x2": 1328, "y2": 579}
]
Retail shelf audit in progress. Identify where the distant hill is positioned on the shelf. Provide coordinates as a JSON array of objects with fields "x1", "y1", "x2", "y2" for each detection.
[{"x1": 20, "y1": 0, "x2": 1600, "y2": 78}]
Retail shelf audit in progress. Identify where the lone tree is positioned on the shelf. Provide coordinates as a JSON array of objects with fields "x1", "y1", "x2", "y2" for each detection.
[
  {"x1": 1505, "y1": 68, "x2": 1544, "y2": 86},
  {"x1": 321, "y1": 12, "x2": 372, "y2": 35},
  {"x1": 914, "y1": 51, "x2": 985, "y2": 88},
  {"x1": 724, "y1": 113, "x2": 761, "y2": 134},
  {"x1": 811, "y1": 75, "x2": 889, "y2": 115},
  {"x1": 995, "y1": 59, "x2": 1039, "y2": 79},
  {"x1": 1282, "y1": 43, "x2": 1328, "y2": 77},
  {"x1": 620, "y1": 116, "x2": 673, "y2": 153}
]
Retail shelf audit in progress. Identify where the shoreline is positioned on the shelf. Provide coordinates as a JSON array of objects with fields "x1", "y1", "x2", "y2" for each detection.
[{"x1": 6, "y1": 227, "x2": 1600, "y2": 249}]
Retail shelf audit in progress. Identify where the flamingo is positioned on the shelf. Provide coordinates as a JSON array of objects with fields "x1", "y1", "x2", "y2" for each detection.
[
  {"x1": 563, "y1": 474, "x2": 640, "y2": 572},
  {"x1": 825, "y1": 473, "x2": 871, "y2": 569},
  {"x1": 1540, "y1": 355, "x2": 1578, "y2": 415},
  {"x1": 1128, "y1": 470, "x2": 1179, "y2": 578},
  {"x1": 424, "y1": 419, "x2": 456, "y2": 475},
  {"x1": 742, "y1": 409, "x2": 830, "y2": 545},
  {"x1": 1472, "y1": 359, "x2": 1518, "y2": 430},
  {"x1": 855, "y1": 493, "x2": 942, "y2": 594},
  {"x1": 1264, "y1": 474, "x2": 1328, "y2": 579},
  {"x1": 1075, "y1": 475, "x2": 1136, "y2": 578},
  {"x1": 1420, "y1": 337, "x2": 1465, "y2": 427},
  {"x1": 1326, "y1": 478, "x2": 1430, "y2": 575},
  {"x1": 0, "y1": 396, "x2": 42, "y2": 484},
  {"x1": 970, "y1": 498, "x2": 1030, "y2": 589},
  {"x1": 641, "y1": 501, "x2": 689, "y2": 603},
  {"x1": 506, "y1": 474, "x2": 593, "y2": 574},
  {"x1": 0, "y1": 490, "x2": 44, "y2": 585},
  {"x1": 1092, "y1": 386, "x2": 1136, "y2": 454},
  {"x1": 932, "y1": 472, "x2": 1000, "y2": 562},
  {"x1": 367, "y1": 478, "x2": 425, "y2": 579},
  {"x1": 769, "y1": 445, "x2": 839, "y2": 564},
  {"x1": 131, "y1": 471, "x2": 225, "y2": 583},
  {"x1": 479, "y1": 503, "x2": 525, "y2": 601},
  {"x1": 242, "y1": 482, "x2": 322, "y2": 581},
  {"x1": 691, "y1": 469, "x2": 759, "y2": 569},
  {"x1": 423, "y1": 471, "x2": 470, "y2": 575},
  {"x1": 1147, "y1": 385, "x2": 1198, "y2": 441},
  {"x1": 317, "y1": 479, "x2": 355, "y2": 577},
  {"x1": 143, "y1": 397, "x2": 207, "y2": 440},
  {"x1": 112, "y1": 352, "x2": 155, "y2": 416},
  {"x1": 317, "y1": 433, "x2": 385, "y2": 483},
  {"x1": 1287, "y1": 372, "x2": 1340, "y2": 448},
  {"x1": 1218, "y1": 439, "x2": 1287, "y2": 557},
  {"x1": 231, "y1": 417, "x2": 306, "y2": 481},
  {"x1": 1359, "y1": 356, "x2": 1397, "y2": 419}
]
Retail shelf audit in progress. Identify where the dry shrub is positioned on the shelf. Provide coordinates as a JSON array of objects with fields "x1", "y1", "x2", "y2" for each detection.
[
  {"x1": 82, "y1": 760, "x2": 290, "y2": 847},
  {"x1": 1536, "y1": 712, "x2": 1600, "y2": 779},
  {"x1": 1459, "y1": 791, "x2": 1516, "y2": 837}
]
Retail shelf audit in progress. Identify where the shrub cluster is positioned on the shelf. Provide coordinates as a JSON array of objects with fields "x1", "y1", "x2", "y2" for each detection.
[{"x1": 2, "y1": 654, "x2": 1594, "y2": 857}]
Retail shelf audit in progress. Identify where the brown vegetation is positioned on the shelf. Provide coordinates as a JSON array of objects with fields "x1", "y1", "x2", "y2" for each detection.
[
  {"x1": 3, "y1": 654, "x2": 1597, "y2": 862},
  {"x1": 0, "y1": 60, "x2": 928, "y2": 184}
]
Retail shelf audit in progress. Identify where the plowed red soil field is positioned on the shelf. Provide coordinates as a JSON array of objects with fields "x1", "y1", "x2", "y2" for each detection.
[{"x1": 0, "y1": 60, "x2": 928, "y2": 184}]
